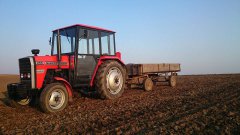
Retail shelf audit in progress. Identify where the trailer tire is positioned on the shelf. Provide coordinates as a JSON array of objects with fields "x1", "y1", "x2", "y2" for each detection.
[
  {"x1": 95, "y1": 60, "x2": 126, "y2": 99},
  {"x1": 40, "y1": 83, "x2": 68, "y2": 113},
  {"x1": 169, "y1": 76, "x2": 177, "y2": 87},
  {"x1": 143, "y1": 78, "x2": 154, "y2": 91}
]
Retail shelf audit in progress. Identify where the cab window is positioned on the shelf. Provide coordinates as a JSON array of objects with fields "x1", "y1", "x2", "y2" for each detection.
[
  {"x1": 78, "y1": 29, "x2": 100, "y2": 55},
  {"x1": 51, "y1": 28, "x2": 76, "y2": 55},
  {"x1": 101, "y1": 32, "x2": 115, "y2": 55},
  {"x1": 60, "y1": 28, "x2": 76, "y2": 54}
]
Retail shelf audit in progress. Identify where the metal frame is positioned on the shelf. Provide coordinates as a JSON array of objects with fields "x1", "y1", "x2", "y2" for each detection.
[
  {"x1": 107, "y1": 35, "x2": 111, "y2": 54},
  {"x1": 29, "y1": 57, "x2": 36, "y2": 89},
  {"x1": 91, "y1": 38, "x2": 95, "y2": 54},
  {"x1": 57, "y1": 30, "x2": 61, "y2": 62},
  {"x1": 113, "y1": 33, "x2": 116, "y2": 53},
  {"x1": 51, "y1": 26, "x2": 116, "y2": 56},
  {"x1": 51, "y1": 33, "x2": 54, "y2": 55},
  {"x1": 99, "y1": 31, "x2": 102, "y2": 55}
]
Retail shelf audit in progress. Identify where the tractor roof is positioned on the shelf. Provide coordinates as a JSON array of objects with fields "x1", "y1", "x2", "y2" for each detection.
[{"x1": 53, "y1": 24, "x2": 115, "y2": 33}]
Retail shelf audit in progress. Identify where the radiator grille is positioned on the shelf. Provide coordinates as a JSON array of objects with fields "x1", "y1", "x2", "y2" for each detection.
[{"x1": 19, "y1": 58, "x2": 32, "y2": 88}]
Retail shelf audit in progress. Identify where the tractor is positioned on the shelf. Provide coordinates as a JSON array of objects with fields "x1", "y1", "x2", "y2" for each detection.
[{"x1": 8, "y1": 24, "x2": 126, "y2": 113}]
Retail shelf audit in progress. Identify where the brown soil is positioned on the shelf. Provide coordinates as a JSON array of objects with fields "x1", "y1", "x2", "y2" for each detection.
[
  {"x1": 0, "y1": 75, "x2": 19, "y2": 92},
  {"x1": 0, "y1": 74, "x2": 239, "y2": 134}
]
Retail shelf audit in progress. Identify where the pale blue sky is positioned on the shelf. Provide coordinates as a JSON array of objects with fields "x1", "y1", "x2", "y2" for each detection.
[{"x1": 0, "y1": 0, "x2": 239, "y2": 74}]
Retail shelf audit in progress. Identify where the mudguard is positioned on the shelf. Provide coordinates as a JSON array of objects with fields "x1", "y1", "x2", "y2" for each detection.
[
  {"x1": 90, "y1": 52, "x2": 125, "y2": 86},
  {"x1": 54, "y1": 77, "x2": 73, "y2": 102}
]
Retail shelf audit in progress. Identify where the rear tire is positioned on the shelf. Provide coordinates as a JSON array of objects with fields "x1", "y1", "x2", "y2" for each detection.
[
  {"x1": 40, "y1": 83, "x2": 68, "y2": 113},
  {"x1": 95, "y1": 61, "x2": 126, "y2": 99},
  {"x1": 143, "y1": 78, "x2": 154, "y2": 91}
]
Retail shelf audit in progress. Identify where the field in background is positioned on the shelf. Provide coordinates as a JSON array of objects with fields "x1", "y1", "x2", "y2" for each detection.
[{"x1": 0, "y1": 75, "x2": 19, "y2": 92}]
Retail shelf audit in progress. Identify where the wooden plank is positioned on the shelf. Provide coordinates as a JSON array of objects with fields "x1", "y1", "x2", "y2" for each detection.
[
  {"x1": 142, "y1": 64, "x2": 159, "y2": 73},
  {"x1": 158, "y1": 64, "x2": 170, "y2": 72},
  {"x1": 169, "y1": 64, "x2": 181, "y2": 71},
  {"x1": 126, "y1": 63, "x2": 181, "y2": 75}
]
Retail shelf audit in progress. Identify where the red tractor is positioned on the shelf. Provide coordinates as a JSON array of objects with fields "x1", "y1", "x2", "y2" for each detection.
[{"x1": 8, "y1": 24, "x2": 127, "y2": 113}]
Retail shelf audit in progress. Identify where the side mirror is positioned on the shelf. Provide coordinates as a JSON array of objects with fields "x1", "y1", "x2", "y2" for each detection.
[
  {"x1": 31, "y1": 49, "x2": 40, "y2": 56},
  {"x1": 49, "y1": 37, "x2": 52, "y2": 46},
  {"x1": 83, "y1": 30, "x2": 88, "y2": 38}
]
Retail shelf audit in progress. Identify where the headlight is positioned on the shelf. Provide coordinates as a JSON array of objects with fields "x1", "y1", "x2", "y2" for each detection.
[
  {"x1": 27, "y1": 73, "x2": 31, "y2": 78},
  {"x1": 20, "y1": 74, "x2": 23, "y2": 78}
]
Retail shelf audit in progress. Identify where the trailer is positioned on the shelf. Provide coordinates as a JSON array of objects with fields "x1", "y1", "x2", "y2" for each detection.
[{"x1": 126, "y1": 63, "x2": 181, "y2": 91}]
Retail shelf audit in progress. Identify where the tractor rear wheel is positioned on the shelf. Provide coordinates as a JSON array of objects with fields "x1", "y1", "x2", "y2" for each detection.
[
  {"x1": 40, "y1": 83, "x2": 68, "y2": 113},
  {"x1": 95, "y1": 61, "x2": 126, "y2": 99}
]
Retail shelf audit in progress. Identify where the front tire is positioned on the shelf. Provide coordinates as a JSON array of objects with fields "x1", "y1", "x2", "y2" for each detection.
[
  {"x1": 95, "y1": 61, "x2": 126, "y2": 99},
  {"x1": 40, "y1": 83, "x2": 68, "y2": 113}
]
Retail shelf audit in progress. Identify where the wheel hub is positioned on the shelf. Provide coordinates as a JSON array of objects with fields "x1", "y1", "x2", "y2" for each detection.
[
  {"x1": 106, "y1": 67, "x2": 123, "y2": 94},
  {"x1": 49, "y1": 90, "x2": 65, "y2": 110}
]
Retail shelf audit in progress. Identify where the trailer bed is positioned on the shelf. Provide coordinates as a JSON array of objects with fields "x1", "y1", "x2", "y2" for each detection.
[{"x1": 126, "y1": 63, "x2": 181, "y2": 76}]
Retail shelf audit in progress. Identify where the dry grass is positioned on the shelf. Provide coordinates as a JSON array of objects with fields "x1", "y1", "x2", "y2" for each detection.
[{"x1": 0, "y1": 75, "x2": 19, "y2": 92}]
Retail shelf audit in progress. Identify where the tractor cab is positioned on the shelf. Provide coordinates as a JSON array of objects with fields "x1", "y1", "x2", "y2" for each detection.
[{"x1": 51, "y1": 24, "x2": 118, "y2": 87}]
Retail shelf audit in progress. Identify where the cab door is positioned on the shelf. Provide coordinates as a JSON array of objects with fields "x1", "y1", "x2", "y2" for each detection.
[{"x1": 73, "y1": 30, "x2": 100, "y2": 87}]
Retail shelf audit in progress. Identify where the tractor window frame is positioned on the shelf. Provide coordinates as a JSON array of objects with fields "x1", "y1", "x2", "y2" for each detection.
[
  {"x1": 99, "y1": 32, "x2": 116, "y2": 56},
  {"x1": 77, "y1": 29, "x2": 101, "y2": 55},
  {"x1": 52, "y1": 26, "x2": 117, "y2": 56},
  {"x1": 51, "y1": 32, "x2": 57, "y2": 55},
  {"x1": 51, "y1": 27, "x2": 77, "y2": 56}
]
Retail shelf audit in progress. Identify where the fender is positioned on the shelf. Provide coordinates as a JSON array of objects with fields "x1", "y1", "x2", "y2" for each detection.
[
  {"x1": 54, "y1": 77, "x2": 73, "y2": 102},
  {"x1": 90, "y1": 52, "x2": 125, "y2": 86}
]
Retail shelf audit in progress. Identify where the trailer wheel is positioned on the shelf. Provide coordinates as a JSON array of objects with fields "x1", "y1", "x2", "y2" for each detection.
[
  {"x1": 95, "y1": 61, "x2": 126, "y2": 99},
  {"x1": 169, "y1": 76, "x2": 177, "y2": 87},
  {"x1": 40, "y1": 83, "x2": 68, "y2": 113},
  {"x1": 143, "y1": 78, "x2": 154, "y2": 91}
]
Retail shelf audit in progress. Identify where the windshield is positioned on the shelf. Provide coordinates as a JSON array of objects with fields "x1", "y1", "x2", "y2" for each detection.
[{"x1": 52, "y1": 27, "x2": 76, "y2": 55}]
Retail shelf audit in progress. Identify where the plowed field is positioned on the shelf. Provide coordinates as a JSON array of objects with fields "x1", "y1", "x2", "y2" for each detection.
[{"x1": 0, "y1": 74, "x2": 239, "y2": 134}]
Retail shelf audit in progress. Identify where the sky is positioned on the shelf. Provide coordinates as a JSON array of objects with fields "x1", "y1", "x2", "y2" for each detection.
[{"x1": 0, "y1": 0, "x2": 239, "y2": 75}]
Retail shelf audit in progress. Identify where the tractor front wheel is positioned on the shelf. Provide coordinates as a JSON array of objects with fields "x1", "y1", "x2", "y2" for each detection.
[
  {"x1": 40, "y1": 83, "x2": 68, "y2": 113},
  {"x1": 95, "y1": 61, "x2": 126, "y2": 99}
]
